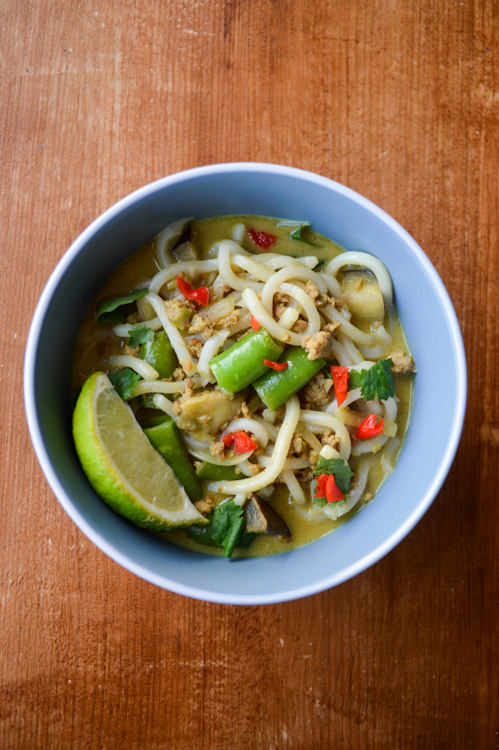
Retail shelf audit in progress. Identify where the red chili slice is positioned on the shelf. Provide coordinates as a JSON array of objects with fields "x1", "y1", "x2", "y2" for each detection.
[
  {"x1": 176, "y1": 276, "x2": 210, "y2": 306},
  {"x1": 356, "y1": 413, "x2": 384, "y2": 440},
  {"x1": 264, "y1": 359, "x2": 288, "y2": 371},
  {"x1": 330, "y1": 365, "x2": 349, "y2": 407},
  {"x1": 222, "y1": 431, "x2": 258, "y2": 453},
  {"x1": 248, "y1": 228, "x2": 277, "y2": 249},
  {"x1": 315, "y1": 474, "x2": 329, "y2": 498},
  {"x1": 326, "y1": 474, "x2": 345, "y2": 503},
  {"x1": 250, "y1": 315, "x2": 261, "y2": 331}
]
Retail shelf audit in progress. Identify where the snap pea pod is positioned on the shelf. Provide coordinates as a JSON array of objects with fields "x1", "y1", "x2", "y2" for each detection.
[
  {"x1": 253, "y1": 347, "x2": 325, "y2": 411},
  {"x1": 196, "y1": 462, "x2": 244, "y2": 481},
  {"x1": 141, "y1": 331, "x2": 178, "y2": 379},
  {"x1": 209, "y1": 329, "x2": 284, "y2": 393},
  {"x1": 143, "y1": 418, "x2": 202, "y2": 501},
  {"x1": 139, "y1": 412, "x2": 170, "y2": 429}
]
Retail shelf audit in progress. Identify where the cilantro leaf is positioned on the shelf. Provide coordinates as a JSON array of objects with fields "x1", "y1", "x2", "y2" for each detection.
[
  {"x1": 348, "y1": 369, "x2": 364, "y2": 389},
  {"x1": 186, "y1": 500, "x2": 246, "y2": 558},
  {"x1": 315, "y1": 457, "x2": 354, "y2": 495},
  {"x1": 362, "y1": 359, "x2": 395, "y2": 401},
  {"x1": 312, "y1": 488, "x2": 328, "y2": 507},
  {"x1": 348, "y1": 359, "x2": 395, "y2": 401},
  {"x1": 127, "y1": 324, "x2": 154, "y2": 348},
  {"x1": 290, "y1": 224, "x2": 322, "y2": 247},
  {"x1": 109, "y1": 368, "x2": 141, "y2": 400},
  {"x1": 96, "y1": 288, "x2": 148, "y2": 324}
]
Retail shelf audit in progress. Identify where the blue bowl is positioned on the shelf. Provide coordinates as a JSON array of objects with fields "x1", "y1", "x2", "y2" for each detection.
[{"x1": 24, "y1": 163, "x2": 467, "y2": 604}]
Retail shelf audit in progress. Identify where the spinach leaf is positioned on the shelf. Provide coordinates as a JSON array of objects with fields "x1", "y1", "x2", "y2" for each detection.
[{"x1": 96, "y1": 288, "x2": 148, "y2": 324}]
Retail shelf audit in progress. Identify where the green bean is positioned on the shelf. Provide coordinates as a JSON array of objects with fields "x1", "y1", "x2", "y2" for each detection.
[
  {"x1": 253, "y1": 347, "x2": 325, "y2": 411},
  {"x1": 196, "y1": 462, "x2": 244, "y2": 481},
  {"x1": 143, "y1": 418, "x2": 202, "y2": 501},
  {"x1": 209, "y1": 329, "x2": 284, "y2": 393},
  {"x1": 141, "y1": 331, "x2": 178, "y2": 379}
]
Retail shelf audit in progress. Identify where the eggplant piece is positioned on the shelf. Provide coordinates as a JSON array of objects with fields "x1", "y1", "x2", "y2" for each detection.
[
  {"x1": 244, "y1": 495, "x2": 291, "y2": 540},
  {"x1": 340, "y1": 270, "x2": 384, "y2": 321}
]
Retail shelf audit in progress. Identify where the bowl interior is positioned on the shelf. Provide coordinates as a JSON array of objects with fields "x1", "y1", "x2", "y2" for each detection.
[{"x1": 25, "y1": 164, "x2": 466, "y2": 603}]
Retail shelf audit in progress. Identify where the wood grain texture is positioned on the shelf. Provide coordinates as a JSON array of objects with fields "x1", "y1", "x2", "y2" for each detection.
[{"x1": 1, "y1": 0, "x2": 498, "y2": 748}]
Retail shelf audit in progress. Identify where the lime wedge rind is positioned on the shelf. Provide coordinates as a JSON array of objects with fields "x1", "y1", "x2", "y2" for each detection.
[{"x1": 72, "y1": 372, "x2": 207, "y2": 531}]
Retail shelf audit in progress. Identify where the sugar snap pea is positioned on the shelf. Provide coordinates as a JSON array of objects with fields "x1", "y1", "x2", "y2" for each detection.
[
  {"x1": 209, "y1": 329, "x2": 284, "y2": 393},
  {"x1": 196, "y1": 462, "x2": 244, "y2": 481},
  {"x1": 143, "y1": 418, "x2": 202, "y2": 501},
  {"x1": 253, "y1": 346, "x2": 325, "y2": 411},
  {"x1": 141, "y1": 331, "x2": 178, "y2": 379}
]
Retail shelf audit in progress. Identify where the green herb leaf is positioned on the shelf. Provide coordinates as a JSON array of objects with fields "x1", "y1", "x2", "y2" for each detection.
[
  {"x1": 109, "y1": 368, "x2": 141, "y2": 400},
  {"x1": 290, "y1": 224, "x2": 322, "y2": 247},
  {"x1": 312, "y1": 488, "x2": 328, "y2": 507},
  {"x1": 349, "y1": 359, "x2": 395, "y2": 401},
  {"x1": 96, "y1": 288, "x2": 148, "y2": 324},
  {"x1": 348, "y1": 369, "x2": 364, "y2": 389},
  {"x1": 362, "y1": 358, "x2": 395, "y2": 401},
  {"x1": 186, "y1": 499, "x2": 246, "y2": 558},
  {"x1": 238, "y1": 532, "x2": 257, "y2": 549},
  {"x1": 127, "y1": 324, "x2": 154, "y2": 348},
  {"x1": 315, "y1": 457, "x2": 354, "y2": 495}
]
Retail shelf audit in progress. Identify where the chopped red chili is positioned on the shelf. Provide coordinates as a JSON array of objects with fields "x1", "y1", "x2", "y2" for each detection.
[
  {"x1": 250, "y1": 315, "x2": 261, "y2": 331},
  {"x1": 248, "y1": 228, "x2": 277, "y2": 249},
  {"x1": 222, "y1": 431, "x2": 258, "y2": 453},
  {"x1": 176, "y1": 276, "x2": 210, "y2": 306},
  {"x1": 264, "y1": 359, "x2": 288, "y2": 371},
  {"x1": 315, "y1": 473, "x2": 345, "y2": 503},
  {"x1": 326, "y1": 474, "x2": 345, "y2": 503},
  {"x1": 330, "y1": 365, "x2": 349, "y2": 406},
  {"x1": 356, "y1": 413, "x2": 384, "y2": 440},
  {"x1": 314, "y1": 474, "x2": 329, "y2": 498}
]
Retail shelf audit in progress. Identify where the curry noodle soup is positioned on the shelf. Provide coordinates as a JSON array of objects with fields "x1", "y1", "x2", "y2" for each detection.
[{"x1": 73, "y1": 216, "x2": 415, "y2": 558}]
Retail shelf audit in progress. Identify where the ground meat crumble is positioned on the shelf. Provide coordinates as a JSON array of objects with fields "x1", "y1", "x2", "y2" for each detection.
[
  {"x1": 300, "y1": 372, "x2": 334, "y2": 409},
  {"x1": 188, "y1": 312, "x2": 215, "y2": 338},
  {"x1": 320, "y1": 432, "x2": 341, "y2": 451},
  {"x1": 302, "y1": 331, "x2": 338, "y2": 361},
  {"x1": 390, "y1": 350, "x2": 417, "y2": 374},
  {"x1": 194, "y1": 496, "x2": 216, "y2": 515},
  {"x1": 186, "y1": 337, "x2": 203, "y2": 359}
]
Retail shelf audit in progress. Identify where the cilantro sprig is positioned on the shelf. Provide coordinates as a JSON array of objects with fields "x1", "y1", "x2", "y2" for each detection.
[
  {"x1": 186, "y1": 499, "x2": 249, "y2": 558},
  {"x1": 313, "y1": 457, "x2": 353, "y2": 507},
  {"x1": 96, "y1": 288, "x2": 148, "y2": 324},
  {"x1": 349, "y1": 358, "x2": 395, "y2": 401},
  {"x1": 109, "y1": 368, "x2": 141, "y2": 400},
  {"x1": 127, "y1": 324, "x2": 154, "y2": 348}
]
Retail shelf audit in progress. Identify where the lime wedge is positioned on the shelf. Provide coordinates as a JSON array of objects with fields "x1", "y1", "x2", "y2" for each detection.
[{"x1": 72, "y1": 372, "x2": 207, "y2": 531}]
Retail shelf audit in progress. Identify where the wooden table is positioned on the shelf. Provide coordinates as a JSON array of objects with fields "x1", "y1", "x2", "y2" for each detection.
[{"x1": 2, "y1": 1, "x2": 497, "y2": 747}]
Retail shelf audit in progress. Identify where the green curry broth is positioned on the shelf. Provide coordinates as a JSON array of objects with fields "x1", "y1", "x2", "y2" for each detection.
[{"x1": 72, "y1": 215, "x2": 414, "y2": 558}]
